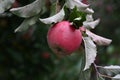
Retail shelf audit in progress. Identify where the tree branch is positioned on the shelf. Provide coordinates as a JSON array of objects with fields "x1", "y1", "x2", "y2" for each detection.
[{"x1": 56, "y1": 0, "x2": 61, "y2": 13}]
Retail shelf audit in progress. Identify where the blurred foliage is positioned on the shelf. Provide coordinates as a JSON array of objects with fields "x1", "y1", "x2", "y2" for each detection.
[
  {"x1": 90, "y1": 0, "x2": 120, "y2": 65},
  {"x1": 0, "y1": 0, "x2": 120, "y2": 80}
]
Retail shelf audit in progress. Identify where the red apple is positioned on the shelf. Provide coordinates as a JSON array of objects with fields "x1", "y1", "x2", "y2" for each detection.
[
  {"x1": 82, "y1": 0, "x2": 87, "y2": 4},
  {"x1": 42, "y1": 52, "x2": 50, "y2": 59},
  {"x1": 106, "y1": 5, "x2": 112, "y2": 13},
  {"x1": 12, "y1": 0, "x2": 19, "y2": 8},
  {"x1": 47, "y1": 21, "x2": 82, "y2": 55}
]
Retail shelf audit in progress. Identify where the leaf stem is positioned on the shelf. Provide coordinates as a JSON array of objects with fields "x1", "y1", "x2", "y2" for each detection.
[{"x1": 93, "y1": 63, "x2": 112, "y2": 79}]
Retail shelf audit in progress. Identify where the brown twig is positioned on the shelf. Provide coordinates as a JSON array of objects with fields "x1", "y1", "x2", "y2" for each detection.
[
  {"x1": 45, "y1": 0, "x2": 51, "y2": 11},
  {"x1": 93, "y1": 63, "x2": 112, "y2": 79},
  {"x1": 55, "y1": 0, "x2": 61, "y2": 13}
]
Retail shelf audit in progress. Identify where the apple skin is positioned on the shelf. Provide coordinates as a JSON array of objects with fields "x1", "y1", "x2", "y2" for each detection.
[
  {"x1": 12, "y1": 0, "x2": 19, "y2": 8},
  {"x1": 47, "y1": 21, "x2": 82, "y2": 55},
  {"x1": 41, "y1": 52, "x2": 50, "y2": 59},
  {"x1": 82, "y1": 0, "x2": 87, "y2": 4}
]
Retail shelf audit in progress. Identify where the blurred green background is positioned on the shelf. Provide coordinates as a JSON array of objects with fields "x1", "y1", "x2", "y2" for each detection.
[{"x1": 0, "y1": 0, "x2": 120, "y2": 80}]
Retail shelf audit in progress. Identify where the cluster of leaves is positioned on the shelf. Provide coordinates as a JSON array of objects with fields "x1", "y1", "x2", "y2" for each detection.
[{"x1": 0, "y1": 0, "x2": 87, "y2": 80}]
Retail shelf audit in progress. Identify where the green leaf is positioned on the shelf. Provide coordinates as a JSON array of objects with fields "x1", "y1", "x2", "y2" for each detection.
[
  {"x1": 65, "y1": 0, "x2": 94, "y2": 14},
  {"x1": 98, "y1": 65, "x2": 120, "y2": 76},
  {"x1": 83, "y1": 14, "x2": 100, "y2": 29},
  {"x1": 78, "y1": 53, "x2": 91, "y2": 80},
  {"x1": 15, "y1": 15, "x2": 40, "y2": 32},
  {"x1": 66, "y1": 0, "x2": 88, "y2": 11},
  {"x1": 97, "y1": 75, "x2": 105, "y2": 80},
  {"x1": 0, "y1": 0, "x2": 15, "y2": 13},
  {"x1": 86, "y1": 30, "x2": 112, "y2": 46},
  {"x1": 80, "y1": 8, "x2": 94, "y2": 14},
  {"x1": 39, "y1": 8, "x2": 65, "y2": 24},
  {"x1": 83, "y1": 19, "x2": 100, "y2": 29},
  {"x1": 10, "y1": 0, "x2": 42, "y2": 18},
  {"x1": 63, "y1": 6, "x2": 71, "y2": 20},
  {"x1": 64, "y1": 6, "x2": 86, "y2": 28},
  {"x1": 68, "y1": 6, "x2": 82, "y2": 21},
  {"x1": 112, "y1": 74, "x2": 120, "y2": 80},
  {"x1": 79, "y1": 69, "x2": 91, "y2": 80},
  {"x1": 82, "y1": 37, "x2": 97, "y2": 70},
  {"x1": 85, "y1": 14, "x2": 94, "y2": 22}
]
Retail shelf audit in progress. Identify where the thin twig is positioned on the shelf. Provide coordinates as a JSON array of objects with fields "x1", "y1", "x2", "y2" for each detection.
[
  {"x1": 55, "y1": 0, "x2": 61, "y2": 13},
  {"x1": 98, "y1": 73, "x2": 112, "y2": 79},
  {"x1": 93, "y1": 63, "x2": 112, "y2": 79},
  {"x1": 45, "y1": 0, "x2": 51, "y2": 11}
]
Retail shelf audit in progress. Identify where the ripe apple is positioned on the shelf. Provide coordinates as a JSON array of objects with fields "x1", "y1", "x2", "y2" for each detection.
[
  {"x1": 47, "y1": 21, "x2": 82, "y2": 55},
  {"x1": 106, "y1": 5, "x2": 112, "y2": 13},
  {"x1": 82, "y1": 0, "x2": 87, "y2": 4},
  {"x1": 41, "y1": 52, "x2": 50, "y2": 59},
  {"x1": 12, "y1": 0, "x2": 19, "y2": 8}
]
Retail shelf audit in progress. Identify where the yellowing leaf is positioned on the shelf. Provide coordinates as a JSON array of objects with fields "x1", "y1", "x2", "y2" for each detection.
[
  {"x1": 0, "y1": 0, "x2": 15, "y2": 13},
  {"x1": 10, "y1": 0, "x2": 42, "y2": 18},
  {"x1": 86, "y1": 30, "x2": 112, "y2": 46},
  {"x1": 82, "y1": 37, "x2": 97, "y2": 70},
  {"x1": 39, "y1": 8, "x2": 65, "y2": 24}
]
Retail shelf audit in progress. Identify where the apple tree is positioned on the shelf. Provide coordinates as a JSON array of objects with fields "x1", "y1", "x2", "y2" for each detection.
[{"x1": 0, "y1": 0, "x2": 120, "y2": 80}]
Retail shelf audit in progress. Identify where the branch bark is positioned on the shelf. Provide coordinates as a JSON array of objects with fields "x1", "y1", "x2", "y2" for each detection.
[{"x1": 56, "y1": 0, "x2": 61, "y2": 13}]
